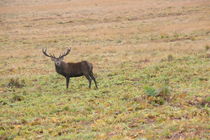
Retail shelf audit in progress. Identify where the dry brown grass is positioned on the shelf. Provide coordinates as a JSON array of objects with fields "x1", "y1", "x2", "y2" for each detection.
[{"x1": 0, "y1": 0, "x2": 209, "y2": 84}]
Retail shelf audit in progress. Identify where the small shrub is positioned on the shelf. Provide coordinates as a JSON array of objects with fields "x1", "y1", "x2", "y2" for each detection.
[
  {"x1": 156, "y1": 85, "x2": 171, "y2": 100},
  {"x1": 160, "y1": 34, "x2": 169, "y2": 39},
  {"x1": 205, "y1": 45, "x2": 210, "y2": 51},
  {"x1": 143, "y1": 86, "x2": 157, "y2": 97},
  {"x1": 206, "y1": 51, "x2": 210, "y2": 58},
  {"x1": 0, "y1": 100, "x2": 7, "y2": 105},
  {"x1": 143, "y1": 85, "x2": 171, "y2": 105},
  {"x1": 151, "y1": 97, "x2": 165, "y2": 105},
  {"x1": 160, "y1": 55, "x2": 174, "y2": 62},
  {"x1": 11, "y1": 95, "x2": 24, "y2": 102},
  {"x1": 7, "y1": 78, "x2": 25, "y2": 88},
  {"x1": 167, "y1": 54, "x2": 174, "y2": 61},
  {"x1": 63, "y1": 106, "x2": 70, "y2": 111}
]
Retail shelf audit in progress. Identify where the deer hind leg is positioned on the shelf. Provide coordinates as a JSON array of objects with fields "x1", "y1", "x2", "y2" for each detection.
[
  {"x1": 84, "y1": 74, "x2": 92, "y2": 88},
  {"x1": 89, "y1": 72, "x2": 98, "y2": 89}
]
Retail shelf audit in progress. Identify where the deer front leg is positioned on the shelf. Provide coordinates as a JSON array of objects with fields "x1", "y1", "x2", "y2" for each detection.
[{"x1": 66, "y1": 77, "x2": 70, "y2": 89}]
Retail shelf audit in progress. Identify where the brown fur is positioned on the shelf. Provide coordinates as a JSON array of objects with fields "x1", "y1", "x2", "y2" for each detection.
[{"x1": 43, "y1": 48, "x2": 98, "y2": 89}]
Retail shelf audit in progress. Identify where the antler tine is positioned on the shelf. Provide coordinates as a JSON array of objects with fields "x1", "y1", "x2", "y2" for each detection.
[
  {"x1": 59, "y1": 48, "x2": 71, "y2": 59},
  {"x1": 42, "y1": 48, "x2": 55, "y2": 58}
]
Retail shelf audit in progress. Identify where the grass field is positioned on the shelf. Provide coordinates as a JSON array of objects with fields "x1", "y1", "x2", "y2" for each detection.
[{"x1": 0, "y1": 0, "x2": 210, "y2": 139}]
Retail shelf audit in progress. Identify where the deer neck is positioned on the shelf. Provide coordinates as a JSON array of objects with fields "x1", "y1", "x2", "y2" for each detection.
[{"x1": 55, "y1": 61, "x2": 66, "y2": 76}]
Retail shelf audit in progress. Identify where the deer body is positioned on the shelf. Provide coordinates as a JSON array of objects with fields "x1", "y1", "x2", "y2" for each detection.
[{"x1": 42, "y1": 48, "x2": 98, "y2": 89}]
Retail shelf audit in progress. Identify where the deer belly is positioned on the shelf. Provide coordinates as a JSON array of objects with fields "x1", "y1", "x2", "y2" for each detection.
[{"x1": 70, "y1": 73, "x2": 83, "y2": 77}]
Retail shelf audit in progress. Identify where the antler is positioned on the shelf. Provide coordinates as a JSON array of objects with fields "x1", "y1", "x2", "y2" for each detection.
[
  {"x1": 59, "y1": 48, "x2": 71, "y2": 59},
  {"x1": 42, "y1": 48, "x2": 56, "y2": 58}
]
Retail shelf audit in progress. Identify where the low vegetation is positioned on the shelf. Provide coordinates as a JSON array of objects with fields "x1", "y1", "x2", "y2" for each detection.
[{"x1": 0, "y1": 53, "x2": 209, "y2": 139}]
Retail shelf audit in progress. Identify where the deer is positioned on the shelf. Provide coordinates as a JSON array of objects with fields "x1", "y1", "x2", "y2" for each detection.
[{"x1": 42, "y1": 48, "x2": 98, "y2": 89}]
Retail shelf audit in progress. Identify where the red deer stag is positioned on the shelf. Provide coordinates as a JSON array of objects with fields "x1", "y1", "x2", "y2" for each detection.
[{"x1": 42, "y1": 48, "x2": 98, "y2": 89}]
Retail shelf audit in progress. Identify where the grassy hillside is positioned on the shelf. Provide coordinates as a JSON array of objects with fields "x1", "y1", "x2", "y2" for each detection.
[{"x1": 0, "y1": 0, "x2": 209, "y2": 139}]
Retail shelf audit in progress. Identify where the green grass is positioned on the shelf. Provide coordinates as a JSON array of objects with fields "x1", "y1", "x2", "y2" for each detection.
[{"x1": 0, "y1": 53, "x2": 209, "y2": 139}]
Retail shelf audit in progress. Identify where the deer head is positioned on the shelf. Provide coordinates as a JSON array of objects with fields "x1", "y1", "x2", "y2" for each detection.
[{"x1": 42, "y1": 48, "x2": 71, "y2": 66}]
